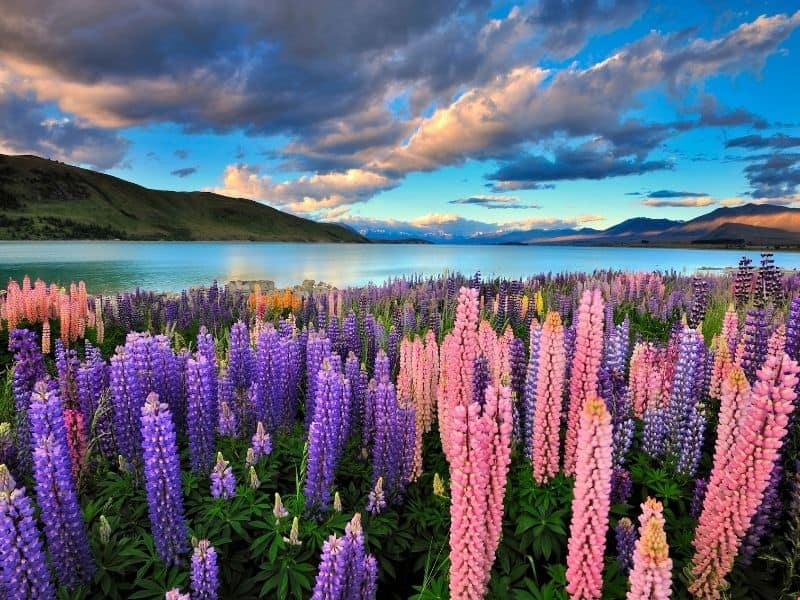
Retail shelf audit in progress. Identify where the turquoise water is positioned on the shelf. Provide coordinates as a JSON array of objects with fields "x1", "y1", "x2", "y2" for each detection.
[{"x1": 1, "y1": 241, "x2": 798, "y2": 293}]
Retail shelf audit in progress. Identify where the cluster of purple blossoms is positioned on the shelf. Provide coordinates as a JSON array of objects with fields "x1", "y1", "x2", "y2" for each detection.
[
  {"x1": 186, "y1": 354, "x2": 218, "y2": 473},
  {"x1": 250, "y1": 324, "x2": 299, "y2": 432},
  {"x1": 311, "y1": 514, "x2": 378, "y2": 600},
  {"x1": 741, "y1": 307, "x2": 769, "y2": 384},
  {"x1": 305, "y1": 356, "x2": 351, "y2": 513},
  {"x1": 0, "y1": 464, "x2": 55, "y2": 598},
  {"x1": 190, "y1": 539, "x2": 219, "y2": 600},
  {"x1": 756, "y1": 251, "x2": 782, "y2": 306},
  {"x1": 227, "y1": 321, "x2": 254, "y2": 392},
  {"x1": 210, "y1": 452, "x2": 236, "y2": 500},
  {"x1": 10, "y1": 329, "x2": 46, "y2": 472},
  {"x1": 29, "y1": 382, "x2": 95, "y2": 588},
  {"x1": 140, "y1": 392, "x2": 188, "y2": 566},
  {"x1": 734, "y1": 256, "x2": 754, "y2": 307},
  {"x1": 343, "y1": 311, "x2": 360, "y2": 359},
  {"x1": 77, "y1": 341, "x2": 114, "y2": 458},
  {"x1": 642, "y1": 406, "x2": 669, "y2": 459},
  {"x1": 251, "y1": 421, "x2": 273, "y2": 462},
  {"x1": 666, "y1": 326, "x2": 706, "y2": 476},
  {"x1": 614, "y1": 518, "x2": 637, "y2": 575},
  {"x1": 522, "y1": 326, "x2": 542, "y2": 457},
  {"x1": 367, "y1": 358, "x2": 415, "y2": 504},
  {"x1": 54, "y1": 339, "x2": 80, "y2": 409},
  {"x1": 687, "y1": 276, "x2": 710, "y2": 329},
  {"x1": 306, "y1": 331, "x2": 332, "y2": 428},
  {"x1": 690, "y1": 478, "x2": 708, "y2": 518},
  {"x1": 740, "y1": 462, "x2": 783, "y2": 565}
]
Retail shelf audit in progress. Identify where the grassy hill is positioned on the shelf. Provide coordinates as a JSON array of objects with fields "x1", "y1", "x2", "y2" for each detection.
[{"x1": 0, "y1": 154, "x2": 366, "y2": 242}]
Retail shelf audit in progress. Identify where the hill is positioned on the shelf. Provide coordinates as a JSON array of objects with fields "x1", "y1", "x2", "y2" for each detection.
[{"x1": 0, "y1": 154, "x2": 366, "y2": 242}]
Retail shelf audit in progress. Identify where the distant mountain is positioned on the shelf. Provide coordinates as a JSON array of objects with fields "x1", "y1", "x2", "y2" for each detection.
[{"x1": 0, "y1": 154, "x2": 366, "y2": 242}]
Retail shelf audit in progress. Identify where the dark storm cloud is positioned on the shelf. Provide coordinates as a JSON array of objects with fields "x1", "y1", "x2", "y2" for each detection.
[
  {"x1": 170, "y1": 167, "x2": 197, "y2": 178},
  {"x1": 0, "y1": 91, "x2": 129, "y2": 170},
  {"x1": 743, "y1": 153, "x2": 800, "y2": 198}
]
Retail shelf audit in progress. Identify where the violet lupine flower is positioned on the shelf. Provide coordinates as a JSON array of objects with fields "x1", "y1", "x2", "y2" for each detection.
[
  {"x1": 10, "y1": 329, "x2": 46, "y2": 473},
  {"x1": 688, "y1": 276, "x2": 710, "y2": 329},
  {"x1": 190, "y1": 539, "x2": 219, "y2": 600},
  {"x1": 614, "y1": 517, "x2": 637, "y2": 575},
  {"x1": 76, "y1": 341, "x2": 109, "y2": 437},
  {"x1": 785, "y1": 296, "x2": 800, "y2": 364},
  {"x1": 734, "y1": 256, "x2": 754, "y2": 307},
  {"x1": 227, "y1": 321, "x2": 254, "y2": 391},
  {"x1": 250, "y1": 325, "x2": 278, "y2": 430},
  {"x1": 141, "y1": 392, "x2": 188, "y2": 567},
  {"x1": 305, "y1": 358, "x2": 350, "y2": 513},
  {"x1": 0, "y1": 424, "x2": 17, "y2": 478},
  {"x1": 610, "y1": 468, "x2": 632, "y2": 505},
  {"x1": 345, "y1": 353, "x2": 363, "y2": 433},
  {"x1": 387, "y1": 326, "x2": 400, "y2": 374},
  {"x1": 472, "y1": 354, "x2": 490, "y2": 408},
  {"x1": 305, "y1": 332, "x2": 332, "y2": 429},
  {"x1": 29, "y1": 382, "x2": 95, "y2": 588},
  {"x1": 186, "y1": 355, "x2": 217, "y2": 473},
  {"x1": 690, "y1": 478, "x2": 708, "y2": 519},
  {"x1": 251, "y1": 422, "x2": 272, "y2": 462},
  {"x1": 741, "y1": 307, "x2": 769, "y2": 384},
  {"x1": 756, "y1": 252, "x2": 782, "y2": 306},
  {"x1": 311, "y1": 514, "x2": 378, "y2": 600},
  {"x1": 54, "y1": 339, "x2": 80, "y2": 410},
  {"x1": 667, "y1": 326, "x2": 706, "y2": 476},
  {"x1": 210, "y1": 452, "x2": 236, "y2": 500},
  {"x1": 217, "y1": 400, "x2": 238, "y2": 438},
  {"x1": 642, "y1": 406, "x2": 669, "y2": 459},
  {"x1": 522, "y1": 325, "x2": 542, "y2": 457},
  {"x1": 343, "y1": 312, "x2": 360, "y2": 359},
  {"x1": 0, "y1": 464, "x2": 55, "y2": 599},
  {"x1": 366, "y1": 476, "x2": 386, "y2": 515}
]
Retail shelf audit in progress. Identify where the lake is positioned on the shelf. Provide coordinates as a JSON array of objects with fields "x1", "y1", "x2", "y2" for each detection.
[{"x1": 2, "y1": 241, "x2": 799, "y2": 293}]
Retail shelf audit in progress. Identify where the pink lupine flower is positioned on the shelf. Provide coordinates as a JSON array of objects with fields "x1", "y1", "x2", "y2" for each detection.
[
  {"x1": 708, "y1": 337, "x2": 733, "y2": 400},
  {"x1": 689, "y1": 351, "x2": 798, "y2": 599},
  {"x1": 720, "y1": 303, "x2": 738, "y2": 356},
  {"x1": 629, "y1": 342, "x2": 664, "y2": 417},
  {"x1": 532, "y1": 311, "x2": 566, "y2": 485},
  {"x1": 564, "y1": 288, "x2": 605, "y2": 476},
  {"x1": 627, "y1": 498, "x2": 672, "y2": 600},
  {"x1": 565, "y1": 395, "x2": 613, "y2": 600}
]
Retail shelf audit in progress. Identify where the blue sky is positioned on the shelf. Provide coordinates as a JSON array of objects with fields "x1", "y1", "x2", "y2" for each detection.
[{"x1": 0, "y1": 1, "x2": 798, "y2": 238}]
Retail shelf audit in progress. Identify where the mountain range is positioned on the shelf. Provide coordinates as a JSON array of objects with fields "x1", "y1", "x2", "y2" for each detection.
[{"x1": 1, "y1": 154, "x2": 799, "y2": 247}]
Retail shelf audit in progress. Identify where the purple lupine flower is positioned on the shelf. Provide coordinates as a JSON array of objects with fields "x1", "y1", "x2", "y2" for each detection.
[
  {"x1": 0, "y1": 464, "x2": 55, "y2": 598},
  {"x1": 227, "y1": 321, "x2": 253, "y2": 391},
  {"x1": 786, "y1": 296, "x2": 800, "y2": 363},
  {"x1": 343, "y1": 312, "x2": 360, "y2": 359},
  {"x1": 642, "y1": 406, "x2": 669, "y2": 459},
  {"x1": 472, "y1": 354, "x2": 490, "y2": 408},
  {"x1": 217, "y1": 400, "x2": 238, "y2": 438},
  {"x1": 614, "y1": 518, "x2": 637, "y2": 575},
  {"x1": 610, "y1": 468, "x2": 632, "y2": 505},
  {"x1": 186, "y1": 356, "x2": 217, "y2": 473},
  {"x1": 741, "y1": 307, "x2": 769, "y2": 384},
  {"x1": 345, "y1": 352, "x2": 363, "y2": 433},
  {"x1": 250, "y1": 325, "x2": 277, "y2": 431},
  {"x1": 10, "y1": 329, "x2": 46, "y2": 473},
  {"x1": 305, "y1": 331, "x2": 332, "y2": 429},
  {"x1": 687, "y1": 276, "x2": 710, "y2": 329},
  {"x1": 0, "y1": 425, "x2": 17, "y2": 478},
  {"x1": 311, "y1": 514, "x2": 377, "y2": 600},
  {"x1": 29, "y1": 382, "x2": 95, "y2": 588},
  {"x1": 667, "y1": 326, "x2": 706, "y2": 476},
  {"x1": 366, "y1": 476, "x2": 386, "y2": 515},
  {"x1": 54, "y1": 339, "x2": 80, "y2": 410},
  {"x1": 305, "y1": 358, "x2": 350, "y2": 513},
  {"x1": 740, "y1": 463, "x2": 783, "y2": 565},
  {"x1": 522, "y1": 326, "x2": 542, "y2": 457},
  {"x1": 190, "y1": 539, "x2": 219, "y2": 600},
  {"x1": 756, "y1": 251, "x2": 782, "y2": 306},
  {"x1": 251, "y1": 422, "x2": 272, "y2": 462},
  {"x1": 210, "y1": 452, "x2": 236, "y2": 500},
  {"x1": 141, "y1": 392, "x2": 188, "y2": 567},
  {"x1": 734, "y1": 256, "x2": 754, "y2": 307},
  {"x1": 387, "y1": 326, "x2": 400, "y2": 375},
  {"x1": 690, "y1": 478, "x2": 708, "y2": 519}
]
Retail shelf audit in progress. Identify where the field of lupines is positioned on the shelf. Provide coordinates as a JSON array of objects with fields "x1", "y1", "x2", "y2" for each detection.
[{"x1": 1, "y1": 255, "x2": 799, "y2": 599}]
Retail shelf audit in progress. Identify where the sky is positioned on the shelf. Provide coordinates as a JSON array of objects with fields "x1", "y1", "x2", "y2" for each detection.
[{"x1": 0, "y1": 1, "x2": 799, "y2": 240}]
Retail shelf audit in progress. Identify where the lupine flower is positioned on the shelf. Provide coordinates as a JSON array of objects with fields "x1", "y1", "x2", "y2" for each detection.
[
  {"x1": 564, "y1": 288, "x2": 605, "y2": 476},
  {"x1": 739, "y1": 462, "x2": 782, "y2": 565},
  {"x1": 210, "y1": 452, "x2": 236, "y2": 500},
  {"x1": 333, "y1": 491, "x2": 342, "y2": 512},
  {"x1": 217, "y1": 401, "x2": 237, "y2": 437},
  {"x1": 0, "y1": 423, "x2": 17, "y2": 477},
  {"x1": 366, "y1": 476, "x2": 386, "y2": 515},
  {"x1": 273, "y1": 493, "x2": 289, "y2": 521},
  {"x1": 284, "y1": 516, "x2": 302, "y2": 546},
  {"x1": 248, "y1": 466, "x2": 261, "y2": 490},
  {"x1": 186, "y1": 355, "x2": 217, "y2": 473},
  {"x1": 667, "y1": 326, "x2": 706, "y2": 476},
  {"x1": 615, "y1": 517, "x2": 637, "y2": 575},
  {"x1": 310, "y1": 513, "x2": 377, "y2": 600},
  {"x1": 627, "y1": 498, "x2": 672, "y2": 600},
  {"x1": 565, "y1": 396, "x2": 613, "y2": 600},
  {"x1": 227, "y1": 321, "x2": 254, "y2": 391},
  {"x1": 0, "y1": 464, "x2": 55, "y2": 599},
  {"x1": 305, "y1": 357, "x2": 350, "y2": 513},
  {"x1": 190, "y1": 539, "x2": 219, "y2": 600},
  {"x1": 10, "y1": 329, "x2": 46, "y2": 473},
  {"x1": 166, "y1": 589, "x2": 189, "y2": 600},
  {"x1": 251, "y1": 421, "x2": 272, "y2": 462},
  {"x1": 532, "y1": 311, "x2": 565, "y2": 484},
  {"x1": 29, "y1": 382, "x2": 95, "y2": 588},
  {"x1": 98, "y1": 515, "x2": 111, "y2": 545},
  {"x1": 690, "y1": 478, "x2": 708, "y2": 519},
  {"x1": 739, "y1": 307, "x2": 768, "y2": 383},
  {"x1": 690, "y1": 351, "x2": 798, "y2": 599},
  {"x1": 141, "y1": 392, "x2": 188, "y2": 567},
  {"x1": 522, "y1": 320, "x2": 542, "y2": 457}
]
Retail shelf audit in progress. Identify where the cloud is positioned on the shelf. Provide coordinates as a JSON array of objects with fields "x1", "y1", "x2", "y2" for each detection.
[
  {"x1": 211, "y1": 163, "x2": 397, "y2": 214},
  {"x1": 331, "y1": 211, "x2": 604, "y2": 240},
  {"x1": 449, "y1": 194, "x2": 541, "y2": 209},
  {"x1": 174, "y1": 149, "x2": 188, "y2": 159},
  {"x1": 644, "y1": 189, "x2": 710, "y2": 198},
  {"x1": 0, "y1": 86, "x2": 128, "y2": 170},
  {"x1": 170, "y1": 167, "x2": 197, "y2": 178},
  {"x1": 642, "y1": 197, "x2": 716, "y2": 207},
  {"x1": 726, "y1": 133, "x2": 800, "y2": 149},
  {"x1": 742, "y1": 153, "x2": 800, "y2": 198}
]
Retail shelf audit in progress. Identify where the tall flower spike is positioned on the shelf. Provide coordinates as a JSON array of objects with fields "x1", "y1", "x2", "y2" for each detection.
[
  {"x1": 627, "y1": 498, "x2": 672, "y2": 600},
  {"x1": 565, "y1": 396, "x2": 613, "y2": 600},
  {"x1": 0, "y1": 464, "x2": 55, "y2": 599},
  {"x1": 689, "y1": 351, "x2": 798, "y2": 599},
  {"x1": 564, "y1": 288, "x2": 605, "y2": 476},
  {"x1": 29, "y1": 382, "x2": 95, "y2": 589},
  {"x1": 190, "y1": 539, "x2": 219, "y2": 600},
  {"x1": 141, "y1": 392, "x2": 188, "y2": 567},
  {"x1": 310, "y1": 513, "x2": 377, "y2": 600},
  {"x1": 532, "y1": 311, "x2": 566, "y2": 484},
  {"x1": 210, "y1": 452, "x2": 236, "y2": 500}
]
